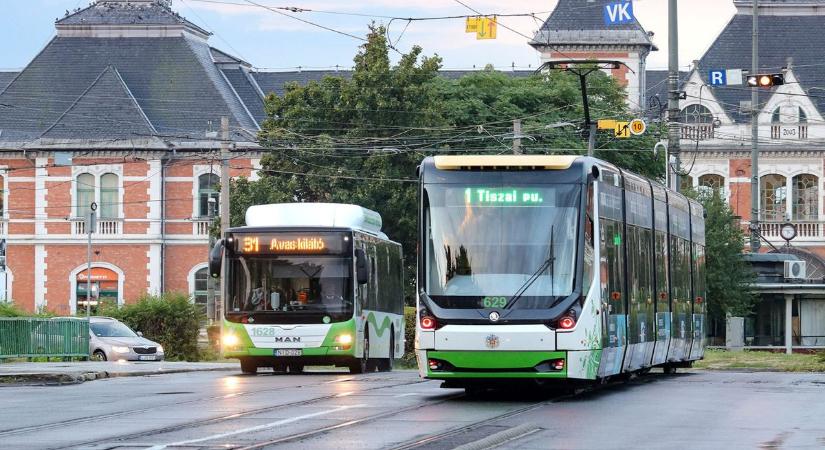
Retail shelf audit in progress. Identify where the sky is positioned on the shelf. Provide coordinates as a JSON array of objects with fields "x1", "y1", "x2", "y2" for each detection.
[{"x1": 0, "y1": 0, "x2": 737, "y2": 72}]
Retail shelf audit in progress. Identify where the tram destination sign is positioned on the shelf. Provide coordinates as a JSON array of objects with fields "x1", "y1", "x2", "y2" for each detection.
[
  {"x1": 233, "y1": 232, "x2": 348, "y2": 255},
  {"x1": 452, "y1": 187, "x2": 550, "y2": 206}
]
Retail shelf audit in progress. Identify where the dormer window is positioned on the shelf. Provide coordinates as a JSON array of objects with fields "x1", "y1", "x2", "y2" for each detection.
[{"x1": 680, "y1": 104, "x2": 714, "y2": 141}]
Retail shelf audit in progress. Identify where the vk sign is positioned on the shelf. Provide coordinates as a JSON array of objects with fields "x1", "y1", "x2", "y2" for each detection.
[{"x1": 604, "y1": 1, "x2": 635, "y2": 26}]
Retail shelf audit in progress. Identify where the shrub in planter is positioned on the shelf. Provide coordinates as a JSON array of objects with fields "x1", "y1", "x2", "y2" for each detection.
[{"x1": 101, "y1": 293, "x2": 203, "y2": 361}]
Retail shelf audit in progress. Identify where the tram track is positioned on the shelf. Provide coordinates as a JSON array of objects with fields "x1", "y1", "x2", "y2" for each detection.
[
  {"x1": 55, "y1": 375, "x2": 430, "y2": 450},
  {"x1": 0, "y1": 372, "x2": 364, "y2": 438}
]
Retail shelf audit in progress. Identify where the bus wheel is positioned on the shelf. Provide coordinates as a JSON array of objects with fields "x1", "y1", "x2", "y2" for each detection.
[
  {"x1": 349, "y1": 333, "x2": 370, "y2": 374},
  {"x1": 272, "y1": 362, "x2": 286, "y2": 373},
  {"x1": 288, "y1": 364, "x2": 304, "y2": 374},
  {"x1": 240, "y1": 357, "x2": 258, "y2": 375},
  {"x1": 663, "y1": 365, "x2": 677, "y2": 375},
  {"x1": 378, "y1": 332, "x2": 394, "y2": 372}
]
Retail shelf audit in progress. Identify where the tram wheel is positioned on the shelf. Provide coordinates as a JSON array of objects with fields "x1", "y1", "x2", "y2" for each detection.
[
  {"x1": 663, "y1": 366, "x2": 677, "y2": 374},
  {"x1": 240, "y1": 357, "x2": 258, "y2": 375}
]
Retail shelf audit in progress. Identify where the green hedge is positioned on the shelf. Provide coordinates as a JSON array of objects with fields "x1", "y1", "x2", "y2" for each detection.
[
  {"x1": 0, "y1": 303, "x2": 53, "y2": 318},
  {"x1": 100, "y1": 293, "x2": 203, "y2": 361},
  {"x1": 403, "y1": 306, "x2": 416, "y2": 364}
]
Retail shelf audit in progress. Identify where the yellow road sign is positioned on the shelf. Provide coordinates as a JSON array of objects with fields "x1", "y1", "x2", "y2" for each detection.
[
  {"x1": 476, "y1": 16, "x2": 497, "y2": 40},
  {"x1": 629, "y1": 118, "x2": 647, "y2": 136},
  {"x1": 465, "y1": 17, "x2": 479, "y2": 33},
  {"x1": 597, "y1": 119, "x2": 617, "y2": 130},
  {"x1": 614, "y1": 122, "x2": 630, "y2": 139}
]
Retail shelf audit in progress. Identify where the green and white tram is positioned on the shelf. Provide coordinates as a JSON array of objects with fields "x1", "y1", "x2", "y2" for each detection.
[
  {"x1": 416, "y1": 155, "x2": 706, "y2": 386},
  {"x1": 210, "y1": 203, "x2": 405, "y2": 374}
]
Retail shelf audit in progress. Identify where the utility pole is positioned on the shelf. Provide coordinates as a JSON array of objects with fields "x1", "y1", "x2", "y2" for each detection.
[
  {"x1": 218, "y1": 117, "x2": 230, "y2": 321},
  {"x1": 667, "y1": 0, "x2": 681, "y2": 191},
  {"x1": 749, "y1": 0, "x2": 762, "y2": 252},
  {"x1": 512, "y1": 119, "x2": 522, "y2": 154},
  {"x1": 579, "y1": 73, "x2": 596, "y2": 157},
  {"x1": 206, "y1": 197, "x2": 217, "y2": 323},
  {"x1": 86, "y1": 203, "x2": 97, "y2": 319}
]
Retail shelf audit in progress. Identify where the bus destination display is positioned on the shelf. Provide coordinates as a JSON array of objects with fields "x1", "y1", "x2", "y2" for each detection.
[{"x1": 233, "y1": 233, "x2": 347, "y2": 255}]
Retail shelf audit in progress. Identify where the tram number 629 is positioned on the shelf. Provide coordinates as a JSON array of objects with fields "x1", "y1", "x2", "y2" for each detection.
[{"x1": 482, "y1": 296, "x2": 507, "y2": 308}]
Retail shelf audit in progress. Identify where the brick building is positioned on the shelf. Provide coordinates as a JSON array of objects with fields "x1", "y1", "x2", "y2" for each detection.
[
  {"x1": 0, "y1": 0, "x2": 266, "y2": 314},
  {"x1": 538, "y1": 0, "x2": 825, "y2": 347}
]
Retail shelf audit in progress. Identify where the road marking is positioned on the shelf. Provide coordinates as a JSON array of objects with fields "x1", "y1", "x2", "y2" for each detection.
[{"x1": 145, "y1": 404, "x2": 363, "y2": 450}]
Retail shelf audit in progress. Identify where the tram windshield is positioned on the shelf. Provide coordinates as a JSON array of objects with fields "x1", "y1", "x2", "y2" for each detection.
[
  {"x1": 424, "y1": 184, "x2": 580, "y2": 309},
  {"x1": 226, "y1": 256, "x2": 353, "y2": 321}
]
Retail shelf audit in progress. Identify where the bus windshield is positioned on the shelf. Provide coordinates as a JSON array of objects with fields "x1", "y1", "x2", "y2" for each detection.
[
  {"x1": 226, "y1": 256, "x2": 353, "y2": 320},
  {"x1": 424, "y1": 184, "x2": 580, "y2": 309}
]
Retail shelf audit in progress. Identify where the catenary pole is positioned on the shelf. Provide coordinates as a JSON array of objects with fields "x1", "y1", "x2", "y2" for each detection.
[
  {"x1": 219, "y1": 117, "x2": 230, "y2": 322},
  {"x1": 513, "y1": 119, "x2": 522, "y2": 155},
  {"x1": 667, "y1": 0, "x2": 681, "y2": 191},
  {"x1": 750, "y1": 0, "x2": 762, "y2": 252}
]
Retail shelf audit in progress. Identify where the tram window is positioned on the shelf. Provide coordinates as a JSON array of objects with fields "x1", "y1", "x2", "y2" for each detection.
[
  {"x1": 654, "y1": 230, "x2": 669, "y2": 312},
  {"x1": 583, "y1": 183, "x2": 595, "y2": 297},
  {"x1": 599, "y1": 218, "x2": 625, "y2": 315}
]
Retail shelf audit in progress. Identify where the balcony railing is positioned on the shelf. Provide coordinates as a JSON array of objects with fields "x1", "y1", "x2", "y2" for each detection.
[
  {"x1": 193, "y1": 218, "x2": 212, "y2": 236},
  {"x1": 760, "y1": 220, "x2": 823, "y2": 241},
  {"x1": 681, "y1": 123, "x2": 714, "y2": 141},
  {"x1": 71, "y1": 218, "x2": 122, "y2": 235},
  {"x1": 771, "y1": 124, "x2": 808, "y2": 140}
]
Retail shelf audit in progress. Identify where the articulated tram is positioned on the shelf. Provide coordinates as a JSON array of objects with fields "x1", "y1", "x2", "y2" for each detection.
[{"x1": 415, "y1": 155, "x2": 705, "y2": 386}]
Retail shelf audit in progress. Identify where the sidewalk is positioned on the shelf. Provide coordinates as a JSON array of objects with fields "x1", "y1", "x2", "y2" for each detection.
[{"x1": 0, "y1": 361, "x2": 238, "y2": 385}]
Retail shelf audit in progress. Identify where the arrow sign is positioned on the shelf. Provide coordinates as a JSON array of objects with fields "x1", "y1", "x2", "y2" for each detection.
[{"x1": 604, "y1": 1, "x2": 635, "y2": 26}]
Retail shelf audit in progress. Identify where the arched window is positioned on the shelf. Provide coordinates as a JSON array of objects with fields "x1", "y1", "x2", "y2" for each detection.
[
  {"x1": 193, "y1": 267, "x2": 209, "y2": 314},
  {"x1": 76, "y1": 173, "x2": 95, "y2": 217},
  {"x1": 792, "y1": 174, "x2": 818, "y2": 220},
  {"x1": 799, "y1": 107, "x2": 808, "y2": 124},
  {"x1": 100, "y1": 173, "x2": 119, "y2": 219},
  {"x1": 761, "y1": 174, "x2": 787, "y2": 221},
  {"x1": 771, "y1": 108, "x2": 781, "y2": 124},
  {"x1": 680, "y1": 104, "x2": 713, "y2": 124},
  {"x1": 698, "y1": 174, "x2": 725, "y2": 197},
  {"x1": 198, "y1": 173, "x2": 220, "y2": 218}
]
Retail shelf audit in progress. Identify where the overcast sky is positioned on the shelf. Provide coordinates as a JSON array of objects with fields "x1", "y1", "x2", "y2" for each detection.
[{"x1": 0, "y1": 0, "x2": 737, "y2": 71}]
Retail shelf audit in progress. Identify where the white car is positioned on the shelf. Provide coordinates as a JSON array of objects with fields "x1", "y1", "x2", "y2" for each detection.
[{"x1": 89, "y1": 317, "x2": 165, "y2": 361}]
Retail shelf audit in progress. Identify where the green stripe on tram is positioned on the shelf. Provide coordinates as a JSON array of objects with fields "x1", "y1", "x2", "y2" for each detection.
[{"x1": 426, "y1": 350, "x2": 568, "y2": 378}]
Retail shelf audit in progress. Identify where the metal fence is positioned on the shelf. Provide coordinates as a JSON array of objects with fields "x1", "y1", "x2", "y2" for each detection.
[{"x1": 0, "y1": 318, "x2": 89, "y2": 359}]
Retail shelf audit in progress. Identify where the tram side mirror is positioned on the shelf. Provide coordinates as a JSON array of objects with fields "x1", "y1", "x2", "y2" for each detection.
[
  {"x1": 355, "y1": 249, "x2": 369, "y2": 285},
  {"x1": 209, "y1": 239, "x2": 224, "y2": 278}
]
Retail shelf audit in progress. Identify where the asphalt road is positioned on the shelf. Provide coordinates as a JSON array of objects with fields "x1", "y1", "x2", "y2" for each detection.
[{"x1": 1, "y1": 368, "x2": 824, "y2": 450}]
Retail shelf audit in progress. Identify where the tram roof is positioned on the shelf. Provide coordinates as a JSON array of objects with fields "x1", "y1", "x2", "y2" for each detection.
[
  {"x1": 244, "y1": 203, "x2": 386, "y2": 238},
  {"x1": 433, "y1": 155, "x2": 579, "y2": 170}
]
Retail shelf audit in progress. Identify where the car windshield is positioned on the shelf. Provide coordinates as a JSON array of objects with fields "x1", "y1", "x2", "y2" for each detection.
[
  {"x1": 91, "y1": 321, "x2": 137, "y2": 338},
  {"x1": 424, "y1": 184, "x2": 581, "y2": 309},
  {"x1": 227, "y1": 256, "x2": 353, "y2": 318}
]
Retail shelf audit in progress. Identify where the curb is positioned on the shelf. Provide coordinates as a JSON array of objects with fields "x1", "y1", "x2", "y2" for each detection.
[{"x1": 0, "y1": 366, "x2": 237, "y2": 386}]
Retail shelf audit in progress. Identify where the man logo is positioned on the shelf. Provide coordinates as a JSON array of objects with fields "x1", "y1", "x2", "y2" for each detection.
[
  {"x1": 274, "y1": 336, "x2": 301, "y2": 343},
  {"x1": 489, "y1": 311, "x2": 500, "y2": 322},
  {"x1": 485, "y1": 334, "x2": 500, "y2": 349}
]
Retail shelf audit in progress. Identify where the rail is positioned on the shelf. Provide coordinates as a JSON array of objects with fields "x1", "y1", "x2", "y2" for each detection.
[
  {"x1": 760, "y1": 220, "x2": 823, "y2": 241},
  {"x1": 71, "y1": 218, "x2": 122, "y2": 235},
  {"x1": 681, "y1": 124, "x2": 714, "y2": 141},
  {"x1": 0, "y1": 317, "x2": 89, "y2": 359},
  {"x1": 193, "y1": 218, "x2": 212, "y2": 236}
]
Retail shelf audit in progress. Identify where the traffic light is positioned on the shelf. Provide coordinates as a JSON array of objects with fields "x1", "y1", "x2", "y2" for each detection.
[{"x1": 746, "y1": 73, "x2": 785, "y2": 88}]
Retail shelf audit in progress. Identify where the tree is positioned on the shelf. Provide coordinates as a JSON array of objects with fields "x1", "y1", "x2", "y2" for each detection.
[
  {"x1": 700, "y1": 190, "x2": 756, "y2": 322},
  {"x1": 229, "y1": 27, "x2": 667, "y2": 303}
]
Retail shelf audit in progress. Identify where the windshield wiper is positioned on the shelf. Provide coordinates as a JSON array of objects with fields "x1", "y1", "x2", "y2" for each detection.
[{"x1": 505, "y1": 225, "x2": 555, "y2": 309}]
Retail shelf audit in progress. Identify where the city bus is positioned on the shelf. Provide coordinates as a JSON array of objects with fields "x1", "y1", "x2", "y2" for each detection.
[
  {"x1": 209, "y1": 203, "x2": 405, "y2": 374},
  {"x1": 416, "y1": 155, "x2": 705, "y2": 389}
]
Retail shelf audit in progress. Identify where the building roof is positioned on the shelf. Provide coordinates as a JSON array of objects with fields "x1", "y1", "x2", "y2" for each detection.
[
  {"x1": 0, "y1": 72, "x2": 17, "y2": 91},
  {"x1": 531, "y1": 0, "x2": 656, "y2": 49},
  {"x1": 644, "y1": 69, "x2": 688, "y2": 119},
  {"x1": 56, "y1": 0, "x2": 210, "y2": 37},
  {"x1": 0, "y1": 36, "x2": 258, "y2": 145},
  {"x1": 698, "y1": 13, "x2": 825, "y2": 122}
]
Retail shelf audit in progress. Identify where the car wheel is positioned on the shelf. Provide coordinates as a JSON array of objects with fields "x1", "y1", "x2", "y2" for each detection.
[
  {"x1": 240, "y1": 357, "x2": 258, "y2": 375},
  {"x1": 92, "y1": 350, "x2": 107, "y2": 361}
]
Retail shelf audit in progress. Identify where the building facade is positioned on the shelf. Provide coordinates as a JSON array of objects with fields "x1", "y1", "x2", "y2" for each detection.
[
  {"x1": 0, "y1": 0, "x2": 266, "y2": 314},
  {"x1": 539, "y1": 0, "x2": 825, "y2": 348}
]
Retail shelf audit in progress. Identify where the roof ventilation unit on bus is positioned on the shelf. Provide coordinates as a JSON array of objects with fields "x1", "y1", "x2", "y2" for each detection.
[{"x1": 244, "y1": 203, "x2": 385, "y2": 237}]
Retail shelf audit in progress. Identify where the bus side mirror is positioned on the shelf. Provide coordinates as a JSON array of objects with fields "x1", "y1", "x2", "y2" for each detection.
[
  {"x1": 355, "y1": 249, "x2": 369, "y2": 285},
  {"x1": 209, "y1": 239, "x2": 224, "y2": 278}
]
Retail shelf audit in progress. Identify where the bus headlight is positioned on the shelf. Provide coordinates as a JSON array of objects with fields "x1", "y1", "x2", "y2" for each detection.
[
  {"x1": 335, "y1": 334, "x2": 353, "y2": 345},
  {"x1": 222, "y1": 333, "x2": 239, "y2": 347}
]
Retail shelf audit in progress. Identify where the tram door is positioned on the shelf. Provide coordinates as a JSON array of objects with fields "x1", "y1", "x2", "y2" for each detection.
[
  {"x1": 651, "y1": 193, "x2": 671, "y2": 366},
  {"x1": 597, "y1": 175, "x2": 627, "y2": 377}
]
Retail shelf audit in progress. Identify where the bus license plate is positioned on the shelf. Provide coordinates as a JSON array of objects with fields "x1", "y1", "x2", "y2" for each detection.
[{"x1": 274, "y1": 349, "x2": 302, "y2": 357}]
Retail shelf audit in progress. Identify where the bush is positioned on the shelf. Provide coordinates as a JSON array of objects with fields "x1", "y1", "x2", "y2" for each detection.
[
  {"x1": 0, "y1": 302, "x2": 27, "y2": 317},
  {"x1": 100, "y1": 293, "x2": 203, "y2": 361},
  {"x1": 403, "y1": 306, "x2": 416, "y2": 365}
]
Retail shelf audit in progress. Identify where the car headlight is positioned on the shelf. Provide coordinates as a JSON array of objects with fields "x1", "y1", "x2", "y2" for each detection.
[
  {"x1": 112, "y1": 346, "x2": 130, "y2": 354},
  {"x1": 156, "y1": 345, "x2": 164, "y2": 353},
  {"x1": 222, "y1": 333, "x2": 239, "y2": 347}
]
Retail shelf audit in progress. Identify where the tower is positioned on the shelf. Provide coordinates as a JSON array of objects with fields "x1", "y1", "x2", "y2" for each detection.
[{"x1": 530, "y1": 0, "x2": 657, "y2": 111}]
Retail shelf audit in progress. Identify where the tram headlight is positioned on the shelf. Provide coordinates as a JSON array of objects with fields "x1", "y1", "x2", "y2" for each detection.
[{"x1": 222, "y1": 333, "x2": 239, "y2": 347}]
